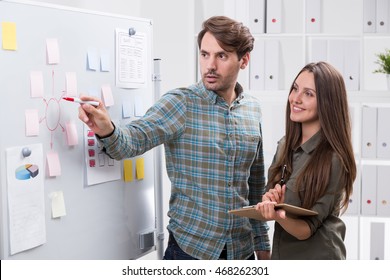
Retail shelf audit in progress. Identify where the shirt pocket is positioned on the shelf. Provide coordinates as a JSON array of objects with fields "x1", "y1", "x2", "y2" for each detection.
[
  {"x1": 237, "y1": 134, "x2": 261, "y2": 168},
  {"x1": 284, "y1": 177, "x2": 304, "y2": 206}
]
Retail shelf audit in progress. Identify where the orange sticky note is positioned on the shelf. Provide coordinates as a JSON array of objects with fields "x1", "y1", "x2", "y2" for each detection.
[
  {"x1": 135, "y1": 158, "x2": 144, "y2": 180},
  {"x1": 123, "y1": 159, "x2": 133, "y2": 182},
  {"x1": 2, "y1": 22, "x2": 17, "y2": 50}
]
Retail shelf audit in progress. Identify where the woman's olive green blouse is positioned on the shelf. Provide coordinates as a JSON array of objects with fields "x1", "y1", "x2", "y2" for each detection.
[{"x1": 268, "y1": 132, "x2": 346, "y2": 260}]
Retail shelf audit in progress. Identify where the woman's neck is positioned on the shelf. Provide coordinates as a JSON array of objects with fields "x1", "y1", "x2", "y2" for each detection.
[{"x1": 301, "y1": 122, "x2": 320, "y2": 144}]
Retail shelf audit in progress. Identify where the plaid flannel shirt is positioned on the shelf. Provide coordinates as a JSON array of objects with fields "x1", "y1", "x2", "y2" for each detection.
[{"x1": 99, "y1": 81, "x2": 270, "y2": 259}]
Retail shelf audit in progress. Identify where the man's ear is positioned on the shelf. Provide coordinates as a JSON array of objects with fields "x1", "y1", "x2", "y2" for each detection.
[{"x1": 240, "y1": 52, "x2": 250, "y2": 69}]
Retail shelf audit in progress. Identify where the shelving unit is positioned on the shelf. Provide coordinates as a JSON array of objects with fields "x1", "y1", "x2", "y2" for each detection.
[{"x1": 220, "y1": 0, "x2": 390, "y2": 259}]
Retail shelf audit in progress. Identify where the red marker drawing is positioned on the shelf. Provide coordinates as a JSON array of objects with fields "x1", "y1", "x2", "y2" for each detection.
[{"x1": 62, "y1": 97, "x2": 99, "y2": 107}]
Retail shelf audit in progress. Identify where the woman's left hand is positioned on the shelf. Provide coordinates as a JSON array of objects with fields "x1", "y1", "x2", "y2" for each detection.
[{"x1": 255, "y1": 201, "x2": 286, "y2": 220}]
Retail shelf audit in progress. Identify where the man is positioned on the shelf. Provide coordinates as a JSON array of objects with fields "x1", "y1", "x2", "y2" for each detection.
[{"x1": 78, "y1": 16, "x2": 270, "y2": 260}]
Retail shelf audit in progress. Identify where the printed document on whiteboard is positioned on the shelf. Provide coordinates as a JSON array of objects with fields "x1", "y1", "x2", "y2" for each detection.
[
  {"x1": 6, "y1": 144, "x2": 46, "y2": 255},
  {"x1": 115, "y1": 28, "x2": 147, "y2": 88}
]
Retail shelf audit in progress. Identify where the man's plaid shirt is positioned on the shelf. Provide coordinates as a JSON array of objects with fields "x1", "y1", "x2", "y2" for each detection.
[{"x1": 99, "y1": 81, "x2": 270, "y2": 259}]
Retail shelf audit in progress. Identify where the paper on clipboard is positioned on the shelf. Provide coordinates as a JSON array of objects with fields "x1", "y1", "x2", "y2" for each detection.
[{"x1": 228, "y1": 203, "x2": 318, "y2": 221}]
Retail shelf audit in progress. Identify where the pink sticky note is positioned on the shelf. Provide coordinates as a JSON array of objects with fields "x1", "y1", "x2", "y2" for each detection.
[
  {"x1": 65, "y1": 122, "x2": 79, "y2": 146},
  {"x1": 25, "y1": 109, "x2": 40, "y2": 136},
  {"x1": 46, "y1": 38, "x2": 60, "y2": 64},
  {"x1": 65, "y1": 121, "x2": 78, "y2": 146},
  {"x1": 101, "y1": 84, "x2": 114, "y2": 107},
  {"x1": 30, "y1": 71, "x2": 44, "y2": 98},
  {"x1": 46, "y1": 151, "x2": 61, "y2": 177},
  {"x1": 65, "y1": 72, "x2": 77, "y2": 97}
]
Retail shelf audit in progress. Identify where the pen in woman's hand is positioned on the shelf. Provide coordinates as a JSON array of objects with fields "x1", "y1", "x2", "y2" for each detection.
[{"x1": 280, "y1": 164, "x2": 287, "y2": 186}]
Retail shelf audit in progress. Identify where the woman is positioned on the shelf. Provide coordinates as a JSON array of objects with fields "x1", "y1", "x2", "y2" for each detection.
[{"x1": 256, "y1": 61, "x2": 356, "y2": 259}]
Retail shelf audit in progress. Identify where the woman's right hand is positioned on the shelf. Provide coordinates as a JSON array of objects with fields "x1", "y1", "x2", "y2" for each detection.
[{"x1": 262, "y1": 184, "x2": 286, "y2": 203}]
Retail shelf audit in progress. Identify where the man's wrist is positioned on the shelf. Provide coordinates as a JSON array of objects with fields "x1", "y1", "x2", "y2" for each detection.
[{"x1": 97, "y1": 122, "x2": 115, "y2": 139}]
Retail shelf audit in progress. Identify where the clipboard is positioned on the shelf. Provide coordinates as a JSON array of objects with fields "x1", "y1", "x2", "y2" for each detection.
[{"x1": 228, "y1": 204, "x2": 318, "y2": 221}]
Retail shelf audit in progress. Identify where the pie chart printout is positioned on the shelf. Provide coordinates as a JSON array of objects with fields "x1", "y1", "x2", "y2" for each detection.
[{"x1": 15, "y1": 164, "x2": 39, "y2": 180}]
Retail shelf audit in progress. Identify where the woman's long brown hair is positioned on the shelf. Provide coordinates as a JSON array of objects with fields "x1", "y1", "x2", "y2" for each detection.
[{"x1": 267, "y1": 62, "x2": 356, "y2": 213}]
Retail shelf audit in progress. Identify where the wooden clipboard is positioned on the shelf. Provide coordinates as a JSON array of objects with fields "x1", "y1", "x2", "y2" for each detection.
[{"x1": 228, "y1": 204, "x2": 318, "y2": 221}]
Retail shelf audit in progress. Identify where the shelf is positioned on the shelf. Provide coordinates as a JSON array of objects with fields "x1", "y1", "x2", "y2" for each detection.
[
  {"x1": 219, "y1": 0, "x2": 390, "y2": 260},
  {"x1": 361, "y1": 159, "x2": 390, "y2": 165}
]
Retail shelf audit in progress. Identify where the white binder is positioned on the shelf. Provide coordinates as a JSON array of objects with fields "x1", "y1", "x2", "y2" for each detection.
[
  {"x1": 249, "y1": 39, "x2": 265, "y2": 90},
  {"x1": 345, "y1": 179, "x2": 360, "y2": 215},
  {"x1": 343, "y1": 40, "x2": 360, "y2": 91},
  {"x1": 249, "y1": 0, "x2": 266, "y2": 34},
  {"x1": 363, "y1": 0, "x2": 377, "y2": 33},
  {"x1": 377, "y1": 166, "x2": 390, "y2": 216},
  {"x1": 310, "y1": 39, "x2": 327, "y2": 62},
  {"x1": 370, "y1": 222, "x2": 385, "y2": 259},
  {"x1": 223, "y1": 0, "x2": 236, "y2": 19},
  {"x1": 305, "y1": 0, "x2": 321, "y2": 33},
  {"x1": 361, "y1": 106, "x2": 377, "y2": 158},
  {"x1": 264, "y1": 40, "x2": 280, "y2": 90},
  {"x1": 377, "y1": 107, "x2": 390, "y2": 158},
  {"x1": 310, "y1": 39, "x2": 360, "y2": 91},
  {"x1": 327, "y1": 39, "x2": 344, "y2": 77},
  {"x1": 377, "y1": 0, "x2": 390, "y2": 33},
  {"x1": 235, "y1": 0, "x2": 250, "y2": 25},
  {"x1": 361, "y1": 165, "x2": 377, "y2": 216},
  {"x1": 266, "y1": 0, "x2": 282, "y2": 33}
]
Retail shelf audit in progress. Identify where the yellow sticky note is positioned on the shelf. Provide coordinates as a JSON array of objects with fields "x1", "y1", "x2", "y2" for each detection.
[
  {"x1": 2, "y1": 22, "x2": 17, "y2": 50},
  {"x1": 123, "y1": 159, "x2": 133, "y2": 182},
  {"x1": 135, "y1": 158, "x2": 144, "y2": 180}
]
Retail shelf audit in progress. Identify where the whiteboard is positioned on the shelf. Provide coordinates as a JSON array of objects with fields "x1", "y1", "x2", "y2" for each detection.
[{"x1": 0, "y1": 0, "x2": 157, "y2": 259}]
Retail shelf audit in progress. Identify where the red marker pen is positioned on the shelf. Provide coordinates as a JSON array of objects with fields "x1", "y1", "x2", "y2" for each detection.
[{"x1": 62, "y1": 97, "x2": 99, "y2": 107}]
